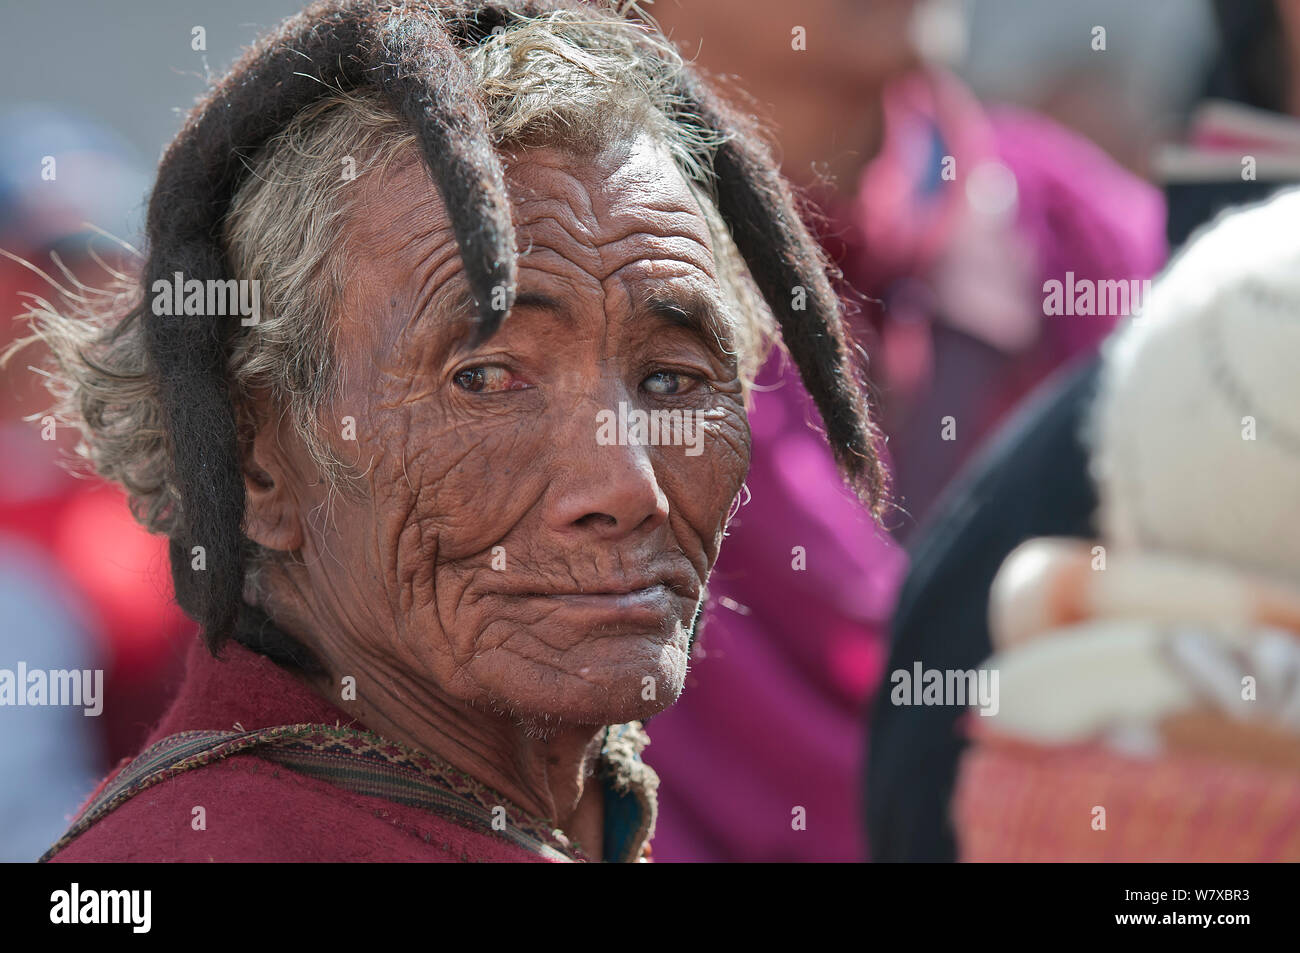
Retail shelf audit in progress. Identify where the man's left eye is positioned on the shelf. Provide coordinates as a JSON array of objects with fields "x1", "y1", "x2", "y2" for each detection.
[
  {"x1": 642, "y1": 371, "x2": 697, "y2": 396},
  {"x1": 453, "y1": 366, "x2": 522, "y2": 393}
]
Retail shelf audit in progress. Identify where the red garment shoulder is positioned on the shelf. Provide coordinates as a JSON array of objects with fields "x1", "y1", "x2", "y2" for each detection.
[
  {"x1": 50, "y1": 752, "x2": 552, "y2": 862},
  {"x1": 141, "y1": 637, "x2": 352, "y2": 744},
  {"x1": 51, "y1": 637, "x2": 557, "y2": 862}
]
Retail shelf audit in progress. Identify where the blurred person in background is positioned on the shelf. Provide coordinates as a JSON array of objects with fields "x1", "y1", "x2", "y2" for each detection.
[
  {"x1": 646, "y1": 0, "x2": 1165, "y2": 861},
  {"x1": 0, "y1": 107, "x2": 191, "y2": 858},
  {"x1": 871, "y1": 0, "x2": 1300, "y2": 864},
  {"x1": 955, "y1": 188, "x2": 1300, "y2": 861}
]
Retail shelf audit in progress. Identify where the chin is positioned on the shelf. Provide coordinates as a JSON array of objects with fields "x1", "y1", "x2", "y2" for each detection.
[{"x1": 483, "y1": 628, "x2": 690, "y2": 727}]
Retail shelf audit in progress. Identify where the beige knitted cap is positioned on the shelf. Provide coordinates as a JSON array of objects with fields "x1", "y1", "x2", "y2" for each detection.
[{"x1": 1090, "y1": 187, "x2": 1300, "y2": 586}]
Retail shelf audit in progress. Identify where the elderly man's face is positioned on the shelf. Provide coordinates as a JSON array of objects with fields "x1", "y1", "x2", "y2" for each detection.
[{"x1": 286, "y1": 132, "x2": 749, "y2": 727}]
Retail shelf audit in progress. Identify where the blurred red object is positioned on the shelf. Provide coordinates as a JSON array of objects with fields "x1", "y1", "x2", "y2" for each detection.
[{"x1": 0, "y1": 475, "x2": 192, "y2": 764}]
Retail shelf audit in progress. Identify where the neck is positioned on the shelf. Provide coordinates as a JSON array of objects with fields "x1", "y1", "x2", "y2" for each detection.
[
  {"x1": 262, "y1": 579, "x2": 607, "y2": 858},
  {"x1": 316, "y1": 662, "x2": 607, "y2": 855}
]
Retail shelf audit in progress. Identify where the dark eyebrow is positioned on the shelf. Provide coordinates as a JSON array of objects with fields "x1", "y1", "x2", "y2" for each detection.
[
  {"x1": 447, "y1": 284, "x2": 736, "y2": 357},
  {"x1": 449, "y1": 287, "x2": 564, "y2": 319},
  {"x1": 443, "y1": 287, "x2": 564, "y2": 352},
  {"x1": 643, "y1": 289, "x2": 736, "y2": 357},
  {"x1": 513, "y1": 291, "x2": 565, "y2": 313}
]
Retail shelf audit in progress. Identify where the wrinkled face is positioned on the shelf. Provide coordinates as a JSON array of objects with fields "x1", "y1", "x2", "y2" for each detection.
[{"x1": 289, "y1": 133, "x2": 749, "y2": 726}]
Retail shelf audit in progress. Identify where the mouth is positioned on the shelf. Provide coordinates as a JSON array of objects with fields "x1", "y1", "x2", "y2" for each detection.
[{"x1": 505, "y1": 579, "x2": 694, "y2": 627}]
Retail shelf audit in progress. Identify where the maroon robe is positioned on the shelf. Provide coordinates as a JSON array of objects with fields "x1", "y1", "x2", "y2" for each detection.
[{"x1": 47, "y1": 638, "x2": 656, "y2": 862}]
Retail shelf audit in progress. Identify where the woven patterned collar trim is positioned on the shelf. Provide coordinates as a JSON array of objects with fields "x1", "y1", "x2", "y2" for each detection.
[{"x1": 44, "y1": 721, "x2": 658, "y2": 863}]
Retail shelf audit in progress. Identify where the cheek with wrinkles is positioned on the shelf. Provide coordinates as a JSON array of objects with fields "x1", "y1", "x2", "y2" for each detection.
[
  {"x1": 299, "y1": 357, "x2": 749, "y2": 724},
  {"x1": 335, "y1": 377, "x2": 749, "y2": 675},
  {"x1": 356, "y1": 386, "x2": 551, "y2": 625},
  {"x1": 647, "y1": 402, "x2": 751, "y2": 565}
]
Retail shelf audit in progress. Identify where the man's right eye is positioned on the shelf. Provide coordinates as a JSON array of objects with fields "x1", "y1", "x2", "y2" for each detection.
[{"x1": 453, "y1": 366, "x2": 524, "y2": 393}]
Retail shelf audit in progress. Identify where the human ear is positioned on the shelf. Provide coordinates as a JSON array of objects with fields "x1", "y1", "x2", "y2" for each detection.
[{"x1": 240, "y1": 398, "x2": 306, "y2": 553}]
